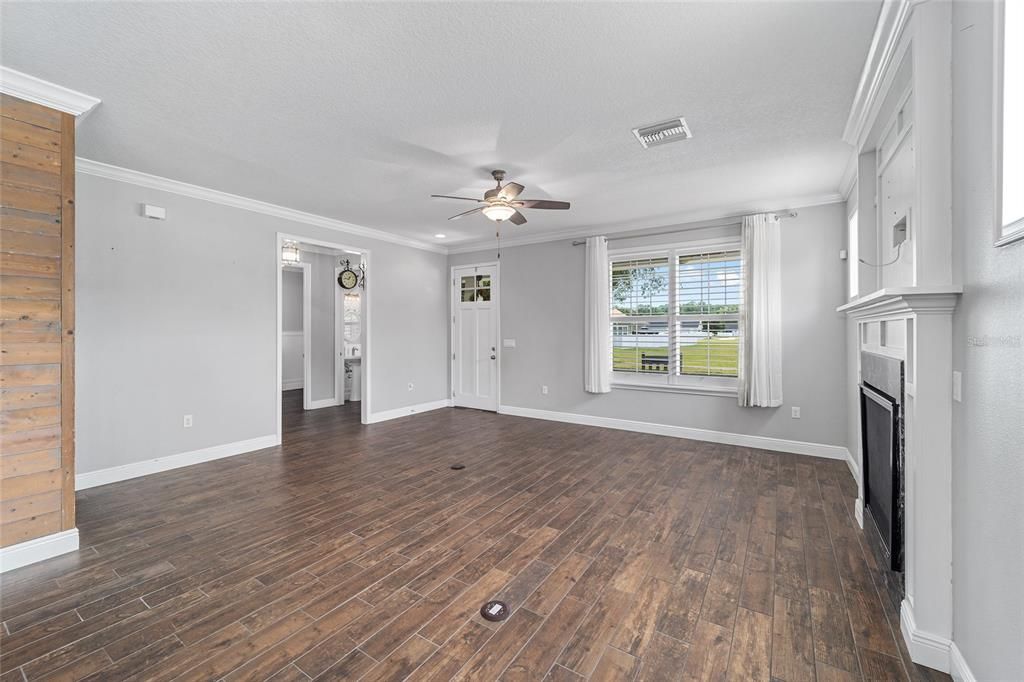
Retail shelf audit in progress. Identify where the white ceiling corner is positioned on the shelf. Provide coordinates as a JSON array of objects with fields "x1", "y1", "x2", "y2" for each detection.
[
  {"x1": 0, "y1": 66, "x2": 100, "y2": 121},
  {"x1": 1, "y1": 2, "x2": 880, "y2": 249}
]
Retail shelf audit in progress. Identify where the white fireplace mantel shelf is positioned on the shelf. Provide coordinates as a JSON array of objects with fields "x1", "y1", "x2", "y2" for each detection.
[{"x1": 837, "y1": 286, "x2": 963, "y2": 318}]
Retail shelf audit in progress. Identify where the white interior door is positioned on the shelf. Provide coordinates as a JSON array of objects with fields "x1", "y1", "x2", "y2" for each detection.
[{"x1": 452, "y1": 264, "x2": 498, "y2": 411}]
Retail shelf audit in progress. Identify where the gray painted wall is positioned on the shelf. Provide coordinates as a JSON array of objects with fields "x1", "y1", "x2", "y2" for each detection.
[
  {"x1": 75, "y1": 173, "x2": 449, "y2": 474},
  {"x1": 282, "y1": 269, "x2": 302, "y2": 331},
  {"x1": 449, "y1": 202, "x2": 848, "y2": 447},
  {"x1": 950, "y1": 2, "x2": 1024, "y2": 677}
]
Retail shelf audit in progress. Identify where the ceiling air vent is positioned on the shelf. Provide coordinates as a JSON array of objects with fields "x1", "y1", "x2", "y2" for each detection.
[{"x1": 632, "y1": 117, "x2": 692, "y2": 149}]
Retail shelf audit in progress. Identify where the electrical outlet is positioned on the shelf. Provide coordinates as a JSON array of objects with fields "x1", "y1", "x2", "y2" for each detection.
[
  {"x1": 541, "y1": 385, "x2": 549, "y2": 395},
  {"x1": 791, "y1": 406, "x2": 801, "y2": 419},
  {"x1": 407, "y1": 382, "x2": 414, "y2": 392},
  {"x1": 183, "y1": 414, "x2": 193, "y2": 428}
]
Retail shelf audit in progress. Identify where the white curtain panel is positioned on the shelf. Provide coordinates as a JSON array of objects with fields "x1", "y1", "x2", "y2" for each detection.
[
  {"x1": 739, "y1": 213, "x2": 783, "y2": 407},
  {"x1": 584, "y1": 236, "x2": 611, "y2": 393}
]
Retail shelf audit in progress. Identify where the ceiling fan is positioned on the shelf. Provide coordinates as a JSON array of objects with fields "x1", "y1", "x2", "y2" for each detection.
[{"x1": 431, "y1": 170, "x2": 570, "y2": 225}]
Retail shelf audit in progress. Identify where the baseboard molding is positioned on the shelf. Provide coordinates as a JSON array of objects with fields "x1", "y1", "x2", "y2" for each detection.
[
  {"x1": 306, "y1": 397, "x2": 341, "y2": 410},
  {"x1": 845, "y1": 448, "x2": 861, "y2": 486},
  {"x1": 854, "y1": 497, "x2": 865, "y2": 528},
  {"x1": 366, "y1": 399, "x2": 452, "y2": 424},
  {"x1": 497, "y1": 405, "x2": 852, "y2": 461},
  {"x1": 282, "y1": 379, "x2": 304, "y2": 391},
  {"x1": 0, "y1": 529, "x2": 80, "y2": 573},
  {"x1": 949, "y1": 643, "x2": 977, "y2": 682},
  {"x1": 900, "y1": 600, "x2": 952, "y2": 673},
  {"x1": 76, "y1": 434, "x2": 279, "y2": 490}
]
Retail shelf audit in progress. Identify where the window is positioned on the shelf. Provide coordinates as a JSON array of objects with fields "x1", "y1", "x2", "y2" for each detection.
[
  {"x1": 610, "y1": 242, "x2": 742, "y2": 393},
  {"x1": 460, "y1": 274, "x2": 491, "y2": 302},
  {"x1": 996, "y1": 0, "x2": 1024, "y2": 245}
]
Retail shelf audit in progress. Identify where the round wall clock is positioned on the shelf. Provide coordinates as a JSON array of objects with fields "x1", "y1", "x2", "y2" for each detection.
[{"x1": 338, "y1": 269, "x2": 359, "y2": 289}]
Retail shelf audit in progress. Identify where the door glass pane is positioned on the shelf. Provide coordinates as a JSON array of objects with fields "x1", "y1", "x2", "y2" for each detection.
[
  {"x1": 476, "y1": 288, "x2": 490, "y2": 302},
  {"x1": 476, "y1": 275, "x2": 491, "y2": 288},
  {"x1": 461, "y1": 276, "x2": 475, "y2": 289},
  {"x1": 461, "y1": 289, "x2": 476, "y2": 302}
]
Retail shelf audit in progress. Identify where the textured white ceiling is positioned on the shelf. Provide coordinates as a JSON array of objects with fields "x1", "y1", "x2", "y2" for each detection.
[{"x1": 1, "y1": 1, "x2": 879, "y2": 248}]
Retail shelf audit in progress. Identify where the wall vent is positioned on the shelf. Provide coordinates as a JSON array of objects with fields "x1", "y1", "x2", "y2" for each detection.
[{"x1": 632, "y1": 117, "x2": 692, "y2": 149}]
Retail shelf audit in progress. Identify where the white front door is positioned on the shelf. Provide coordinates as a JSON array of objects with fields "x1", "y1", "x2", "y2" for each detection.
[{"x1": 452, "y1": 264, "x2": 498, "y2": 411}]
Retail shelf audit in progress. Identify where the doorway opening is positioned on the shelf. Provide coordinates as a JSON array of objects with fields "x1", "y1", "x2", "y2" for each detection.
[
  {"x1": 276, "y1": 234, "x2": 370, "y2": 441},
  {"x1": 451, "y1": 262, "x2": 500, "y2": 411}
]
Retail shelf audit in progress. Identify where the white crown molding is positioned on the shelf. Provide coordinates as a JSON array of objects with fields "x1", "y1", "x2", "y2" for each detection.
[
  {"x1": 0, "y1": 67, "x2": 100, "y2": 120},
  {"x1": 497, "y1": 405, "x2": 852, "y2": 462},
  {"x1": 365, "y1": 399, "x2": 452, "y2": 424},
  {"x1": 842, "y1": 0, "x2": 917, "y2": 147},
  {"x1": 0, "y1": 529, "x2": 79, "y2": 573},
  {"x1": 446, "y1": 192, "x2": 844, "y2": 254},
  {"x1": 839, "y1": 152, "x2": 858, "y2": 200},
  {"x1": 900, "y1": 600, "x2": 952, "y2": 673},
  {"x1": 75, "y1": 158, "x2": 447, "y2": 255},
  {"x1": 76, "y1": 434, "x2": 278, "y2": 490}
]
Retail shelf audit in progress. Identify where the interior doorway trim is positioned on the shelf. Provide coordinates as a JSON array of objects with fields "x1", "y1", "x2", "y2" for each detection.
[
  {"x1": 276, "y1": 233, "x2": 371, "y2": 443},
  {"x1": 450, "y1": 260, "x2": 500, "y2": 411}
]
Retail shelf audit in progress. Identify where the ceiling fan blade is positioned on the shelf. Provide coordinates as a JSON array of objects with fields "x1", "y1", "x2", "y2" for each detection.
[
  {"x1": 448, "y1": 206, "x2": 484, "y2": 221},
  {"x1": 509, "y1": 210, "x2": 527, "y2": 225},
  {"x1": 432, "y1": 194, "x2": 482, "y2": 202},
  {"x1": 498, "y1": 182, "x2": 525, "y2": 200},
  {"x1": 514, "y1": 199, "x2": 570, "y2": 210}
]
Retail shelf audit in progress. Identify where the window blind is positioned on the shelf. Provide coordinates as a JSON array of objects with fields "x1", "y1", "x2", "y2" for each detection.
[{"x1": 610, "y1": 247, "x2": 742, "y2": 383}]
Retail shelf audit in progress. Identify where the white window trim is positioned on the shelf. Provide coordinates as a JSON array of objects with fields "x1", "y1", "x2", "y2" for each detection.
[
  {"x1": 994, "y1": 0, "x2": 1024, "y2": 246},
  {"x1": 609, "y1": 237, "x2": 741, "y2": 397}
]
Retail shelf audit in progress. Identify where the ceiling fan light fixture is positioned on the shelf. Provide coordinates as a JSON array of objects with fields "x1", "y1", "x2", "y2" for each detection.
[{"x1": 482, "y1": 204, "x2": 516, "y2": 222}]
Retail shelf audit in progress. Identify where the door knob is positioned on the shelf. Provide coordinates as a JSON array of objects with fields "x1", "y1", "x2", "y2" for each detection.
[{"x1": 490, "y1": 354, "x2": 496, "y2": 360}]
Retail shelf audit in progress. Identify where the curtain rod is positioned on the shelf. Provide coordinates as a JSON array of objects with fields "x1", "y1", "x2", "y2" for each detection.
[{"x1": 570, "y1": 211, "x2": 798, "y2": 246}]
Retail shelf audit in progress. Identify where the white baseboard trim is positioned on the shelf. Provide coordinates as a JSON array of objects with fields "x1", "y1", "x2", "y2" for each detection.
[
  {"x1": 366, "y1": 399, "x2": 452, "y2": 424},
  {"x1": 900, "y1": 600, "x2": 952, "y2": 673},
  {"x1": 855, "y1": 497, "x2": 865, "y2": 528},
  {"x1": 845, "y1": 448, "x2": 861, "y2": 485},
  {"x1": 0, "y1": 528, "x2": 79, "y2": 573},
  {"x1": 949, "y1": 643, "x2": 977, "y2": 682},
  {"x1": 76, "y1": 434, "x2": 279, "y2": 490},
  {"x1": 497, "y1": 405, "x2": 852, "y2": 461},
  {"x1": 306, "y1": 398, "x2": 341, "y2": 410},
  {"x1": 282, "y1": 379, "x2": 304, "y2": 391}
]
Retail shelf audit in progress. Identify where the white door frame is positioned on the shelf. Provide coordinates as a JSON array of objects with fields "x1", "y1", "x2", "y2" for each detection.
[
  {"x1": 334, "y1": 265, "x2": 348, "y2": 406},
  {"x1": 450, "y1": 261, "x2": 500, "y2": 410},
  {"x1": 276, "y1": 233, "x2": 371, "y2": 443},
  {"x1": 281, "y1": 262, "x2": 313, "y2": 408}
]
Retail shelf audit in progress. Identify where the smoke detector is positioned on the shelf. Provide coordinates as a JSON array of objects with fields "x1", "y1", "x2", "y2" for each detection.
[{"x1": 632, "y1": 117, "x2": 693, "y2": 149}]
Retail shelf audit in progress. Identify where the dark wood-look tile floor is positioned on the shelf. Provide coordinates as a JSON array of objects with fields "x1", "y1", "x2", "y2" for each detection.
[{"x1": 0, "y1": 391, "x2": 951, "y2": 681}]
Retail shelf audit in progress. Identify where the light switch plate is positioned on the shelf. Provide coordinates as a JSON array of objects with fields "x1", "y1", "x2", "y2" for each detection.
[{"x1": 503, "y1": 339, "x2": 516, "y2": 348}]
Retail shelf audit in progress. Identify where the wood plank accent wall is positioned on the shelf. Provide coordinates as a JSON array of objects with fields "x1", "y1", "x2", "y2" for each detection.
[{"x1": 0, "y1": 95, "x2": 75, "y2": 548}]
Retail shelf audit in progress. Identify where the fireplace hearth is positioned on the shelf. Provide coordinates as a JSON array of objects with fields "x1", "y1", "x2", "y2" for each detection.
[{"x1": 860, "y1": 351, "x2": 905, "y2": 609}]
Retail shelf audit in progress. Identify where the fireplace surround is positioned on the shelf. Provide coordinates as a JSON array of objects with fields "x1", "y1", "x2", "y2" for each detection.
[{"x1": 860, "y1": 351, "x2": 905, "y2": 609}]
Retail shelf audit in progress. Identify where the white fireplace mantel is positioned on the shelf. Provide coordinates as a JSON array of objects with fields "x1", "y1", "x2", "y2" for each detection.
[{"x1": 837, "y1": 286, "x2": 963, "y2": 318}]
